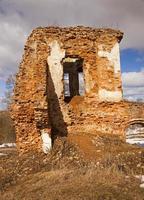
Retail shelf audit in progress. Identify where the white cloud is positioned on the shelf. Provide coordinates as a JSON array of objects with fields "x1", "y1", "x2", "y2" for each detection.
[
  {"x1": 0, "y1": 20, "x2": 28, "y2": 80},
  {"x1": 122, "y1": 71, "x2": 144, "y2": 87},
  {"x1": 141, "y1": 68, "x2": 144, "y2": 72},
  {"x1": 1, "y1": 0, "x2": 144, "y2": 49},
  {"x1": 122, "y1": 70, "x2": 144, "y2": 101}
]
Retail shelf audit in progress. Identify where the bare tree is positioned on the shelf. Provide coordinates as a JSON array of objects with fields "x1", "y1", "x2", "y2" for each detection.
[{"x1": 2, "y1": 74, "x2": 15, "y2": 109}]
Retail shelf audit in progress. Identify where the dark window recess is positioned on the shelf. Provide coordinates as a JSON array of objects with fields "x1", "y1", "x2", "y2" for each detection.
[{"x1": 63, "y1": 57, "x2": 85, "y2": 102}]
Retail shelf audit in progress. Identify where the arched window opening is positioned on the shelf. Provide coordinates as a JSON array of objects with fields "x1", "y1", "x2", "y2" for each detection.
[{"x1": 126, "y1": 122, "x2": 144, "y2": 145}]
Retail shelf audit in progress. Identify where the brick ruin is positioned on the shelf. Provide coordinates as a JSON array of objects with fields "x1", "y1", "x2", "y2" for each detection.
[{"x1": 11, "y1": 26, "x2": 144, "y2": 153}]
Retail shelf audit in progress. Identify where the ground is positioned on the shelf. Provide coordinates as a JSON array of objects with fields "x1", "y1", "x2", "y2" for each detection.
[{"x1": 0, "y1": 133, "x2": 144, "y2": 200}]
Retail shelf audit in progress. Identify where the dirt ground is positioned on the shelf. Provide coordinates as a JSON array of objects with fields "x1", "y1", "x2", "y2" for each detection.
[{"x1": 0, "y1": 134, "x2": 144, "y2": 200}]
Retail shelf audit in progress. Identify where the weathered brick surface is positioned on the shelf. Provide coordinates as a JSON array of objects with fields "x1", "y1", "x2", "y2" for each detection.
[{"x1": 10, "y1": 26, "x2": 144, "y2": 153}]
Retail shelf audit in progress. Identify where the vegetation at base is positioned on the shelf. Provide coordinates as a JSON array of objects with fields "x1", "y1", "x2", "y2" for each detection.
[
  {"x1": 0, "y1": 137, "x2": 144, "y2": 200},
  {"x1": 0, "y1": 111, "x2": 15, "y2": 144},
  {"x1": 1, "y1": 165, "x2": 144, "y2": 200}
]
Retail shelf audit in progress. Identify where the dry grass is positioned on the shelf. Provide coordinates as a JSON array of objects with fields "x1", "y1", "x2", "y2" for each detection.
[
  {"x1": 0, "y1": 131, "x2": 144, "y2": 199},
  {"x1": 1, "y1": 165, "x2": 144, "y2": 200},
  {"x1": 0, "y1": 140, "x2": 144, "y2": 200}
]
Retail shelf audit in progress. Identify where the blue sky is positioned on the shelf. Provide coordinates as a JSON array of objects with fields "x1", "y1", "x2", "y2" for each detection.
[
  {"x1": 0, "y1": 0, "x2": 144, "y2": 109},
  {"x1": 0, "y1": 80, "x2": 5, "y2": 96},
  {"x1": 121, "y1": 49, "x2": 144, "y2": 72}
]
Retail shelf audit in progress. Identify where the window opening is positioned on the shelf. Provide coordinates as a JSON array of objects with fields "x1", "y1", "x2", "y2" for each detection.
[
  {"x1": 63, "y1": 57, "x2": 85, "y2": 102},
  {"x1": 64, "y1": 73, "x2": 70, "y2": 97}
]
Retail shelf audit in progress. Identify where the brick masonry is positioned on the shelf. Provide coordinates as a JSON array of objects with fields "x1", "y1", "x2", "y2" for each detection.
[{"x1": 10, "y1": 26, "x2": 144, "y2": 153}]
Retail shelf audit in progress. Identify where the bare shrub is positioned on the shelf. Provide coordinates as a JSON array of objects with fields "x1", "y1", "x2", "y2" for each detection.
[{"x1": 0, "y1": 111, "x2": 15, "y2": 143}]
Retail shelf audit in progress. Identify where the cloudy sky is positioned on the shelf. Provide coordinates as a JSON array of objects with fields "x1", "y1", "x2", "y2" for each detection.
[{"x1": 0, "y1": 0, "x2": 144, "y2": 109}]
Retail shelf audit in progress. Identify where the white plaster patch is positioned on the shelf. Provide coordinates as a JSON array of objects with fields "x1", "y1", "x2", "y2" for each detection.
[
  {"x1": 47, "y1": 40, "x2": 65, "y2": 98},
  {"x1": 98, "y1": 43, "x2": 121, "y2": 74},
  {"x1": 98, "y1": 89, "x2": 122, "y2": 102},
  {"x1": 84, "y1": 64, "x2": 95, "y2": 94},
  {"x1": 41, "y1": 129, "x2": 52, "y2": 154}
]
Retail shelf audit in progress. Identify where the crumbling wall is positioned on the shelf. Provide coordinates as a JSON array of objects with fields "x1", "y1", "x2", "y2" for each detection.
[
  {"x1": 68, "y1": 99, "x2": 144, "y2": 139},
  {"x1": 10, "y1": 26, "x2": 144, "y2": 153}
]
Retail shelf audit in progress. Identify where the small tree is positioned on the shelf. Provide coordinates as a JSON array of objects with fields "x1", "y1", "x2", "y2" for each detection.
[
  {"x1": 0, "y1": 75, "x2": 16, "y2": 142},
  {"x1": 2, "y1": 74, "x2": 15, "y2": 109}
]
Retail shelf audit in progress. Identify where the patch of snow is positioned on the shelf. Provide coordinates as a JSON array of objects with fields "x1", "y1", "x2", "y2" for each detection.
[
  {"x1": 0, "y1": 153, "x2": 7, "y2": 156},
  {"x1": 128, "y1": 175, "x2": 144, "y2": 189},
  {"x1": 141, "y1": 175, "x2": 144, "y2": 183},
  {"x1": 124, "y1": 95, "x2": 144, "y2": 103},
  {"x1": 0, "y1": 143, "x2": 16, "y2": 148},
  {"x1": 126, "y1": 139, "x2": 144, "y2": 145},
  {"x1": 135, "y1": 175, "x2": 144, "y2": 182}
]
